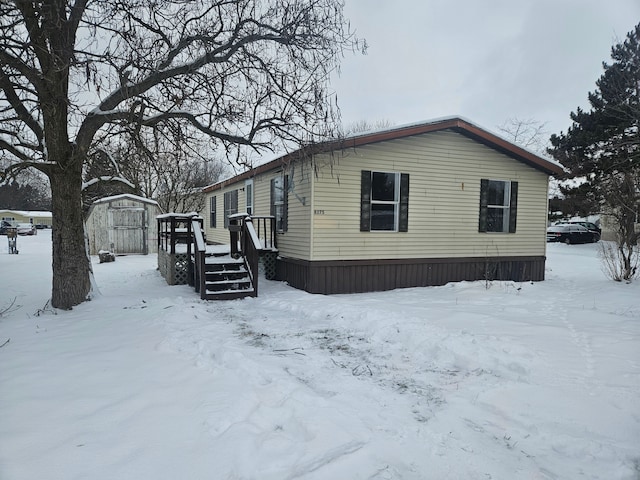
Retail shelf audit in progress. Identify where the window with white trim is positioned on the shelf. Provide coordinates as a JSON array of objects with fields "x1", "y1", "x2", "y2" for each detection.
[
  {"x1": 245, "y1": 179, "x2": 254, "y2": 215},
  {"x1": 223, "y1": 190, "x2": 238, "y2": 228},
  {"x1": 209, "y1": 196, "x2": 216, "y2": 228},
  {"x1": 270, "y1": 175, "x2": 288, "y2": 233},
  {"x1": 360, "y1": 170, "x2": 409, "y2": 232},
  {"x1": 479, "y1": 179, "x2": 518, "y2": 233}
]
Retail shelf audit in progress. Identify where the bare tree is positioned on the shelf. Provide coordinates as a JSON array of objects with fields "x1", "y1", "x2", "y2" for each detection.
[
  {"x1": 498, "y1": 117, "x2": 566, "y2": 211},
  {"x1": 80, "y1": 147, "x2": 136, "y2": 214},
  {"x1": 0, "y1": 0, "x2": 363, "y2": 309},
  {"x1": 119, "y1": 126, "x2": 229, "y2": 213},
  {"x1": 152, "y1": 159, "x2": 227, "y2": 214},
  {"x1": 84, "y1": 126, "x2": 228, "y2": 214},
  {"x1": 341, "y1": 118, "x2": 395, "y2": 136},
  {"x1": 497, "y1": 118, "x2": 549, "y2": 154}
]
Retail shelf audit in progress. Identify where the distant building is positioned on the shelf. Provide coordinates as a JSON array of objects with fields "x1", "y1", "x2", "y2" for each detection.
[
  {"x1": 599, "y1": 210, "x2": 640, "y2": 242},
  {"x1": 0, "y1": 209, "x2": 52, "y2": 227}
]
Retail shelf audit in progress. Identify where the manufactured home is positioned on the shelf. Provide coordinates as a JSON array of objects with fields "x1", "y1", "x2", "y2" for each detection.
[
  {"x1": 0, "y1": 209, "x2": 52, "y2": 227},
  {"x1": 202, "y1": 117, "x2": 564, "y2": 295}
]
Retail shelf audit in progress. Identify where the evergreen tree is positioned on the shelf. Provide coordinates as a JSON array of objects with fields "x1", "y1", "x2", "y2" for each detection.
[
  {"x1": 549, "y1": 23, "x2": 640, "y2": 280},
  {"x1": 0, "y1": 180, "x2": 51, "y2": 211}
]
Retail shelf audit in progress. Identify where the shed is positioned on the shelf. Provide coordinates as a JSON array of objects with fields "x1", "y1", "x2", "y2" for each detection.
[{"x1": 86, "y1": 194, "x2": 161, "y2": 255}]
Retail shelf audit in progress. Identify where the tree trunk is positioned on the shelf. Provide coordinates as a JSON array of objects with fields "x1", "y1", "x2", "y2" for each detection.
[
  {"x1": 49, "y1": 166, "x2": 92, "y2": 309},
  {"x1": 616, "y1": 172, "x2": 639, "y2": 281}
]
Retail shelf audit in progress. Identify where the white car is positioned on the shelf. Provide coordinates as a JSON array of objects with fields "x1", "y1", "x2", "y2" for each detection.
[{"x1": 16, "y1": 223, "x2": 37, "y2": 235}]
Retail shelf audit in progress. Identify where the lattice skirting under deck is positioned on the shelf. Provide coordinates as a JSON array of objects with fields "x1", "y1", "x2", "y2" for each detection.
[{"x1": 158, "y1": 250, "x2": 190, "y2": 285}]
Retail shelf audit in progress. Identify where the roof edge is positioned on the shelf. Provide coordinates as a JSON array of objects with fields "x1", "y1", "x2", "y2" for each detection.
[
  {"x1": 92, "y1": 193, "x2": 159, "y2": 206},
  {"x1": 203, "y1": 116, "x2": 564, "y2": 193}
]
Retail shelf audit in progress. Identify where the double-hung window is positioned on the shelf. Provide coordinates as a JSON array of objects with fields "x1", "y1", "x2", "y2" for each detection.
[
  {"x1": 245, "y1": 179, "x2": 254, "y2": 215},
  {"x1": 209, "y1": 196, "x2": 216, "y2": 228},
  {"x1": 223, "y1": 190, "x2": 238, "y2": 228},
  {"x1": 479, "y1": 179, "x2": 518, "y2": 233},
  {"x1": 360, "y1": 170, "x2": 409, "y2": 232},
  {"x1": 270, "y1": 174, "x2": 288, "y2": 233}
]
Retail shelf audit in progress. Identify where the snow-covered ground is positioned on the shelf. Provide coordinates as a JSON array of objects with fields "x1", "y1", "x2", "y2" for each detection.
[{"x1": 1, "y1": 231, "x2": 639, "y2": 480}]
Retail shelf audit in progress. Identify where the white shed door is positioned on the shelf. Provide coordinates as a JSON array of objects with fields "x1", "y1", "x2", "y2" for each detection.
[{"x1": 108, "y1": 207, "x2": 147, "y2": 254}]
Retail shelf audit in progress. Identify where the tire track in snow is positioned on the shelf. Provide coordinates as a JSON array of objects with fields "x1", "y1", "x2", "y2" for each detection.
[
  {"x1": 562, "y1": 317, "x2": 596, "y2": 382},
  {"x1": 536, "y1": 274, "x2": 597, "y2": 390},
  {"x1": 285, "y1": 440, "x2": 366, "y2": 479}
]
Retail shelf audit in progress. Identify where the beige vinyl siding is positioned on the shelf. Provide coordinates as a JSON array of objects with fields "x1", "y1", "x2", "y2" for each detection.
[
  {"x1": 203, "y1": 162, "x2": 312, "y2": 258},
  {"x1": 0, "y1": 211, "x2": 30, "y2": 224},
  {"x1": 204, "y1": 184, "x2": 246, "y2": 244},
  {"x1": 310, "y1": 130, "x2": 549, "y2": 261},
  {"x1": 203, "y1": 193, "x2": 225, "y2": 244},
  {"x1": 263, "y1": 163, "x2": 313, "y2": 260},
  {"x1": 2, "y1": 210, "x2": 53, "y2": 225}
]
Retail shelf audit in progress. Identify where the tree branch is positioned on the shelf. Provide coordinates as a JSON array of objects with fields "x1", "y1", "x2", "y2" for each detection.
[{"x1": 0, "y1": 69, "x2": 43, "y2": 142}]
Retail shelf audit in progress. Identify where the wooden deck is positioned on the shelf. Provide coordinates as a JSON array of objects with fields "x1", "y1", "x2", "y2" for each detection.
[{"x1": 158, "y1": 213, "x2": 276, "y2": 300}]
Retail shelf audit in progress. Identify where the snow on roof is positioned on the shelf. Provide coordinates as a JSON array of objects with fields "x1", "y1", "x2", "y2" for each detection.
[
  {"x1": 92, "y1": 194, "x2": 159, "y2": 206},
  {"x1": 156, "y1": 212, "x2": 202, "y2": 219},
  {"x1": 0, "y1": 209, "x2": 52, "y2": 218},
  {"x1": 349, "y1": 115, "x2": 565, "y2": 171}
]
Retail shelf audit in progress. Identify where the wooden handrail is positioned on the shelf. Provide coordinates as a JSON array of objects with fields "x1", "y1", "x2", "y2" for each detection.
[
  {"x1": 192, "y1": 219, "x2": 206, "y2": 252},
  {"x1": 226, "y1": 214, "x2": 276, "y2": 298},
  {"x1": 241, "y1": 218, "x2": 260, "y2": 297},
  {"x1": 191, "y1": 218, "x2": 207, "y2": 298}
]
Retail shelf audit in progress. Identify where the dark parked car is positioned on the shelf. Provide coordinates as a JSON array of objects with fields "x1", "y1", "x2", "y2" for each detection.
[
  {"x1": 561, "y1": 221, "x2": 601, "y2": 241},
  {"x1": 547, "y1": 224, "x2": 597, "y2": 244},
  {"x1": 0, "y1": 220, "x2": 16, "y2": 235},
  {"x1": 570, "y1": 221, "x2": 602, "y2": 242}
]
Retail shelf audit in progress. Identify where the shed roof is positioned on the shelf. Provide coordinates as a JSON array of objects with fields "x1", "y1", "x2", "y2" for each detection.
[
  {"x1": 203, "y1": 116, "x2": 564, "y2": 193},
  {"x1": 91, "y1": 194, "x2": 159, "y2": 206}
]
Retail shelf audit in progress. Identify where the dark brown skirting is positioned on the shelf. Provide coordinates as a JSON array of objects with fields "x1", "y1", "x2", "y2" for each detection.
[{"x1": 275, "y1": 255, "x2": 546, "y2": 294}]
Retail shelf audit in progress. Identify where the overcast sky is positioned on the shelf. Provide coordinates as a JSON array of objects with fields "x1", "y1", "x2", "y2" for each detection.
[{"x1": 331, "y1": 1, "x2": 640, "y2": 140}]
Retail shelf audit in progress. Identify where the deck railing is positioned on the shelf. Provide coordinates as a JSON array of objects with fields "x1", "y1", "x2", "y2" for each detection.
[
  {"x1": 228, "y1": 215, "x2": 276, "y2": 253},
  {"x1": 251, "y1": 216, "x2": 277, "y2": 250},
  {"x1": 157, "y1": 213, "x2": 203, "y2": 255},
  {"x1": 159, "y1": 213, "x2": 275, "y2": 298},
  {"x1": 157, "y1": 213, "x2": 203, "y2": 286},
  {"x1": 227, "y1": 214, "x2": 277, "y2": 297}
]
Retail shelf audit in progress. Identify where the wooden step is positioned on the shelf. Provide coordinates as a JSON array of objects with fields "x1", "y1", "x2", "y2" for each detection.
[
  {"x1": 205, "y1": 278, "x2": 251, "y2": 292},
  {"x1": 204, "y1": 265, "x2": 249, "y2": 275},
  {"x1": 195, "y1": 253, "x2": 256, "y2": 300},
  {"x1": 205, "y1": 270, "x2": 248, "y2": 281},
  {"x1": 205, "y1": 255, "x2": 244, "y2": 266},
  {"x1": 203, "y1": 287, "x2": 255, "y2": 300},
  {"x1": 205, "y1": 251, "x2": 231, "y2": 258},
  {"x1": 203, "y1": 286, "x2": 254, "y2": 299}
]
